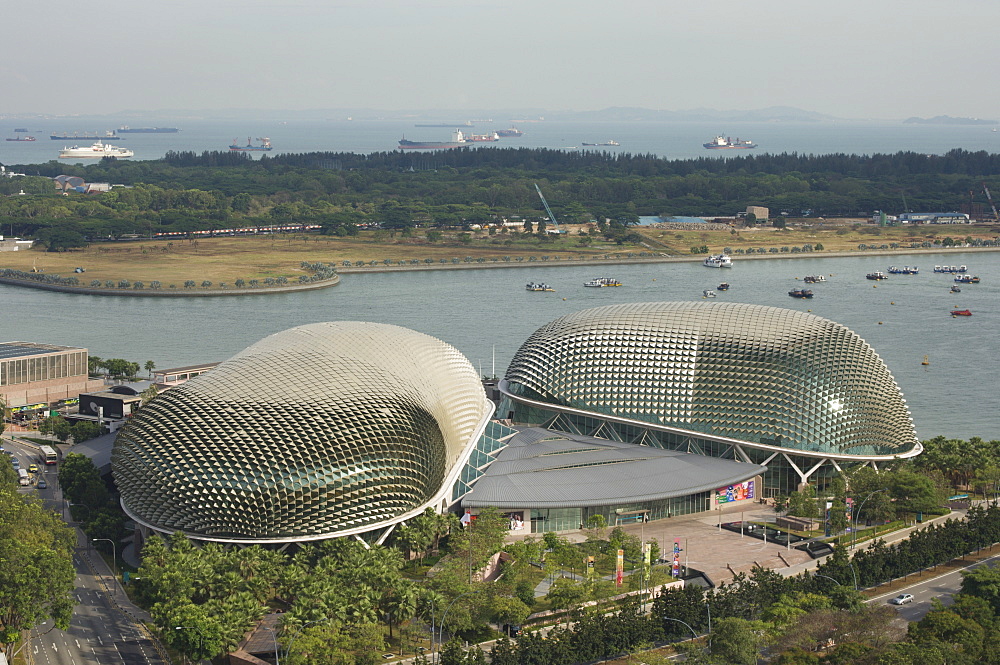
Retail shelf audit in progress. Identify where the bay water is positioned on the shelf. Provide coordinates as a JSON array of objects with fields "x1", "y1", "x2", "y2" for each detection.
[{"x1": 2, "y1": 250, "x2": 997, "y2": 441}]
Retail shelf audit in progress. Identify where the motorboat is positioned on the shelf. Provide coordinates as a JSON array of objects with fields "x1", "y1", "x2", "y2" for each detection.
[
  {"x1": 788, "y1": 288, "x2": 814, "y2": 299},
  {"x1": 702, "y1": 254, "x2": 733, "y2": 268},
  {"x1": 584, "y1": 277, "x2": 622, "y2": 287},
  {"x1": 950, "y1": 285, "x2": 961, "y2": 293},
  {"x1": 865, "y1": 271, "x2": 888, "y2": 280},
  {"x1": 803, "y1": 275, "x2": 826, "y2": 283},
  {"x1": 950, "y1": 309, "x2": 972, "y2": 316},
  {"x1": 526, "y1": 282, "x2": 554, "y2": 292},
  {"x1": 717, "y1": 283, "x2": 730, "y2": 291},
  {"x1": 703, "y1": 289, "x2": 717, "y2": 298},
  {"x1": 954, "y1": 275, "x2": 981, "y2": 284}
]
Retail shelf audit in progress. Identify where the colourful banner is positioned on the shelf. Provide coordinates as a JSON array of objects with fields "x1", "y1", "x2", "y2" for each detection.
[
  {"x1": 716, "y1": 480, "x2": 755, "y2": 504},
  {"x1": 615, "y1": 549, "x2": 624, "y2": 587},
  {"x1": 672, "y1": 538, "x2": 681, "y2": 577}
]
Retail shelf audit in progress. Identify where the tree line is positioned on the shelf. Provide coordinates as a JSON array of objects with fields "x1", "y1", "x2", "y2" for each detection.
[{"x1": 4, "y1": 149, "x2": 1000, "y2": 249}]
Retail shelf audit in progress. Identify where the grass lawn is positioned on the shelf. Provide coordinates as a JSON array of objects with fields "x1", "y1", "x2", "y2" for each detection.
[{"x1": 2, "y1": 221, "x2": 996, "y2": 288}]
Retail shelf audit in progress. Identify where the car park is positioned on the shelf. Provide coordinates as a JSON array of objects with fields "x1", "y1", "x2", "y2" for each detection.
[{"x1": 889, "y1": 593, "x2": 914, "y2": 605}]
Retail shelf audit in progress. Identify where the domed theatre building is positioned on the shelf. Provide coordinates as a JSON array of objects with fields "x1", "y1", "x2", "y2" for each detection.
[
  {"x1": 112, "y1": 322, "x2": 506, "y2": 546},
  {"x1": 475, "y1": 302, "x2": 920, "y2": 532}
]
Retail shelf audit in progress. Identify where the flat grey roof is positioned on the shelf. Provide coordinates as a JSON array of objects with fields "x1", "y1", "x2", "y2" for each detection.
[
  {"x1": 154, "y1": 362, "x2": 220, "y2": 375},
  {"x1": 462, "y1": 427, "x2": 764, "y2": 509}
]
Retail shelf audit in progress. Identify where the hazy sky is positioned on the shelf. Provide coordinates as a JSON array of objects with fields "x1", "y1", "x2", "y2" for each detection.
[{"x1": 4, "y1": 0, "x2": 998, "y2": 119}]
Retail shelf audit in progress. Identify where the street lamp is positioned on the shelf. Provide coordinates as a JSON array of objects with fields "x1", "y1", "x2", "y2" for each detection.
[
  {"x1": 283, "y1": 617, "x2": 335, "y2": 661},
  {"x1": 259, "y1": 625, "x2": 280, "y2": 665},
  {"x1": 661, "y1": 616, "x2": 699, "y2": 641},
  {"x1": 175, "y1": 626, "x2": 206, "y2": 665},
  {"x1": 439, "y1": 589, "x2": 482, "y2": 663},
  {"x1": 92, "y1": 538, "x2": 118, "y2": 598},
  {"x1": 813, "y1": 573, "x2": 842, "y2": 586},
  {"x1": 851, "y1": 489, "x2": 889, "y2": 550}
]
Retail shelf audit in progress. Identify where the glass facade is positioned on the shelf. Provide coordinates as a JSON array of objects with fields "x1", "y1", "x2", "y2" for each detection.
[
  {"x1": 113, "y1": 322, "x2": 492, "y2": 542},
  {"x1": 505, "y1": 302, "x2": 918, "y2": 459},
  {"x1": 529, "y1": 492, "x2": 712, "y2": 533},
  {"x1": 0, "y1": 350, "x2": 86, "y2": 386},
  {"x1": 500, "y1": 302, "x2": 919, "y2": 498}
]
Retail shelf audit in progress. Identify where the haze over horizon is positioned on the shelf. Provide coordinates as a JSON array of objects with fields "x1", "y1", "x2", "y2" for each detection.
[{"x1": 3, "y1": 0, "x2": 997, "y2": 121}]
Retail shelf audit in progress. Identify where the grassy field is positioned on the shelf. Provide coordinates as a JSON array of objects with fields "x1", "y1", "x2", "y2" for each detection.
[{"x1": 2, "y1": 220, "x2": 997, "y2": 286}]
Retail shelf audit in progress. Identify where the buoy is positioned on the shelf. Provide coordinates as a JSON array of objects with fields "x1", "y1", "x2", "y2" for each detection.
[
  {"x1": 562, "y1": 297, "x2": 566, "y2": 301},
  {"x1": 890, "y1": 302, "x2": 895, "y2": 305},
  {"x1": 873, "y1": 285, "x2": 877, "y2": 288},
  {"x1": 922, "y1": 355, "x2": 930, "y2": 366},
  {"x1": 878, "y1": 321, "x2": 883, "y2": 325}
]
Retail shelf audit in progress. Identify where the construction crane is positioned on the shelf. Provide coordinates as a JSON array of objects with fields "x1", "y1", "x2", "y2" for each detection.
[
  {"x1": 534, "y1": 183, "x2": 561, "y2": 231},
  {"x1": 984, "y1": 182, "x2": 1000, "y2": 222}
]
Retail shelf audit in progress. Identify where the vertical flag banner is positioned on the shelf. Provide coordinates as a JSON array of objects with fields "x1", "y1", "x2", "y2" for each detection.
[
  {"x1": 616, "y1": 549, "x2": 624, "y2": 586},
  {"x1": 672, "y1": 538, "x2": 681, "y2": 577}
]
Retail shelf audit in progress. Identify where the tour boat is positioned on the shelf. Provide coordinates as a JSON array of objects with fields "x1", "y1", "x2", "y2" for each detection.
[{"x1": 702, "y1": 254, "x2": 733, "y2": 268}]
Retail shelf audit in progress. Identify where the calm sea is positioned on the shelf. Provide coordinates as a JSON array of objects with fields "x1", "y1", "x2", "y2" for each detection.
[
  {"x1": 3, "y1": 118, "x2": 1000, "y2": 164},
  {"x1": 1, "y1": 251, "x2": 996, "y2": 441}
]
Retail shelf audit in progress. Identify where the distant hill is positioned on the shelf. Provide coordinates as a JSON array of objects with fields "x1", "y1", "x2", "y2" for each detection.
[
  {"x1": 904, "y1": 115, "x2": 998, "y2": 125},
  {"x1": 553, "y1": 106, "x2": 839, "y2": 123}
]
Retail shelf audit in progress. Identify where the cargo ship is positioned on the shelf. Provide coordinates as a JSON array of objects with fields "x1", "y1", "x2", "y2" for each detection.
[
  {"x1": 229, "y1": 137, "x2": 272, "y2": 151},
  {"x1": 6, "y1": 132, "x2": 36, "y2": 142},
  {"x1": 704, "y1": 135, "x2": 757, "y2": 149},
  {"x1": 415, "y1": 122, "x2": 473, "y2": 127},
  {"x1": 398, "y1": 130, "x2": 468, "y2": 150},
  {"x1": 117, "y1": 126, "x2": 179, "y2": 133},
  {"x1": 496, "y1": 127, "x2": 523, "y2": 137},
  {"x1": 59, "y1": 142, "x2": 134, "y2": 159},
  {"x1": 582, "y1": 140, "x2": 620, "y2": 146},
  {"x1": 51, "y1": 131, "x2": 120, "y2": 141}
]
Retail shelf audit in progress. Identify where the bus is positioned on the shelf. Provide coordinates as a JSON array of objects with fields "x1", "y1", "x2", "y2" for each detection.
[{"x1": 40, "y1": 445, "x2": 58, "y2": 465}]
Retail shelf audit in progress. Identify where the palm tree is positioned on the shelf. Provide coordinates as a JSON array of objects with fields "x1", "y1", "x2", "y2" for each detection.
[{"x1": 144, "y1": 360, "x2": 156, "y2": 377}]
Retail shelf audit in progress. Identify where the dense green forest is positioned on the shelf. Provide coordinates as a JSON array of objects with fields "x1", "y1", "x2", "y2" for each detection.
[{"x1": 3, "y1": 149, "x2": 1000, "y2": 245}]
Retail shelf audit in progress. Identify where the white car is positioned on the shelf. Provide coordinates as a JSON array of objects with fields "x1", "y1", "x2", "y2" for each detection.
[{"x1": 889, "y1": 593, "x2": 914, "y2": 605}]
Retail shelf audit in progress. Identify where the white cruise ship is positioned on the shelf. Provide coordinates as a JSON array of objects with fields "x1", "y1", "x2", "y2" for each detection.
[{"x1": 59, "y1": 142, "x2": 134, "y2": 159}]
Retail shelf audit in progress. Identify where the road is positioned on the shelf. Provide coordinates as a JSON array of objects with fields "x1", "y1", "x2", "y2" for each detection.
[
  {"x1": 867, "y1": 550, "x2": 1000, "y2": 622},
  {"x1": 4, "y1": 434, "x2": 167, "y2": 665}
]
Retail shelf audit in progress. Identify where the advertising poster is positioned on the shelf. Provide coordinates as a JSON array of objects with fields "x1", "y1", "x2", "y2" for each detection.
[
  {"x1": 716, "y1": 480, "x2": 755, "y2": 504},
  {"x1": 616, "y1": 549, "x2": 624, "y2": 587},
  {"x1": 672, "y1": 538, "x2": 681, "y2": 577}
]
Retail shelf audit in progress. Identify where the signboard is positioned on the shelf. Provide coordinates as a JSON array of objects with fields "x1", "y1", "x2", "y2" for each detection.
[
  {"x1": 716, "y1": 480, "x2": 755, "y2": 504},
  {"x1": 615, "y1": 549, "x2": 624, "y2": 587}
]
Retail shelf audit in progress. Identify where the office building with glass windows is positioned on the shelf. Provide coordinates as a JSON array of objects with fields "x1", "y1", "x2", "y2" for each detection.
[
  {"x1": 495, "y1": 302, "x2": 921, "y2": 507},
  {"x1": 0, "y1": 341, "x2": 104, "y2": 416}
]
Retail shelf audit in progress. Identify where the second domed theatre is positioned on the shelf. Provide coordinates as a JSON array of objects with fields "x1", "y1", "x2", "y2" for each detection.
[{"x1": 498, "y1": 301, "x2": 921, "y2": 493}]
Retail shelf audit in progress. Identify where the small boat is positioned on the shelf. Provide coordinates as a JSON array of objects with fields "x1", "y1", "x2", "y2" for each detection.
[
  {"x1": 703, "y1": 253, "x2": 733, "y2": 268},
  {"x1": 584, "y1": 277, "x2": 622, "y2": 287},
  {"x1": 954, "y1": 275, "x2": 981, "y2": 284},
  {"x1": 950, "y1": 309, "x2": 972, "y2": 316},
  {"x1": 526, "y1": 282, "x2": 554, "y2": 292},
  {"x1": 717, "y1": 283, "x2": 730, "y2": 291},
  {"x1": 788, "y1": 288, "x2": 814, "y2": 299},
  {"x1": 866, "y1": 271, "x2": 889, "y2": 280},
  {"x1": 803, "y1": 275, "x2": 826, "y2": 283},
  {"x1": 703, "y1": 289, "x2": 717, "y2": 298},
  {"x1": 887, "y1": 265, "x2": 918, "y2": 275},
  {"x1": 957, "y1": 265, "x2": 968, "y2": 273},
  {"x1": 922, "y1": 355, "x2": 930, "y2": 366},
  {"x1": 6, "y1": 131, "x2": 36, "y2": 142},
  {"x1": 951, "y1": 285, "x2": 961, "y2": 293}
]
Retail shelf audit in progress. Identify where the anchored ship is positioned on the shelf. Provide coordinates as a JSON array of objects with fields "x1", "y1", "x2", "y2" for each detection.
[
  {"x1": 496, "y1": 127, "x2": 524, "y2": 137},
  {"x1": 117, "y1": 126, "x2": 179, "y2": 133},
  {"x1": 51, "y1": 130, "x2": 120, "y2": 141},
  {"x1": 704, "y1": 135, "x2": 757, "y2": 149},
  {"x1": 59, "y1": 142, "x2": 134, "y2": 159},
  {"x1": 229, "y1": 137, "x2": 272, "y2": 151},
  {"x1": 398, "y1": 130, "x2": 468, "y2": 150},
  {"x1": 465, "y1": 131, "x2": 500, "y2": 142}
]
